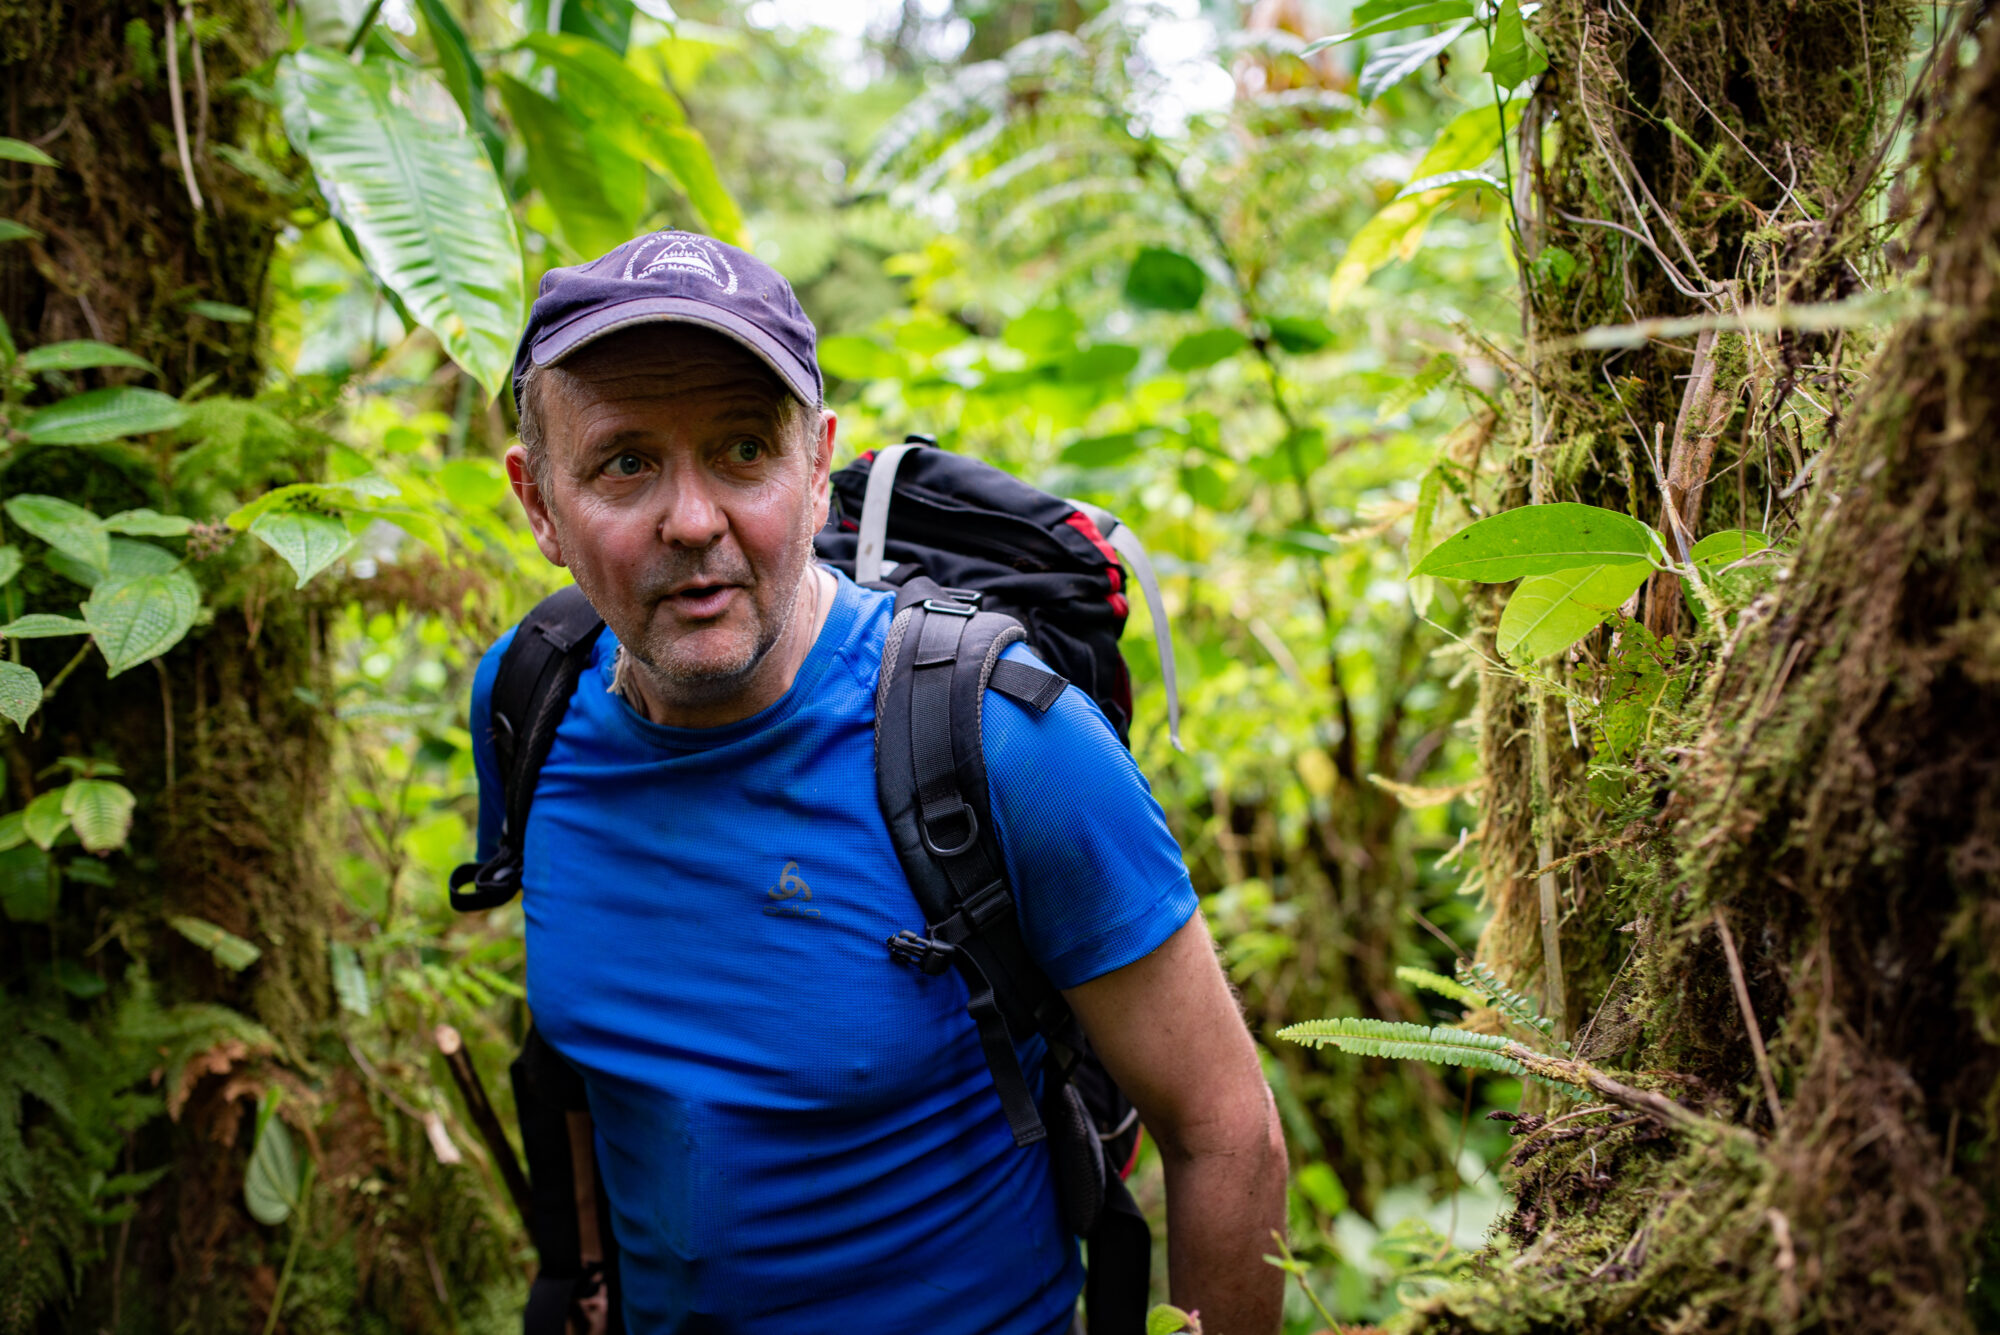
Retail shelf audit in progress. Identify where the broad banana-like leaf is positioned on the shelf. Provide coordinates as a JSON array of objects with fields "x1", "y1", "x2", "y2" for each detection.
[
  {"x1": 495, "y1": 73, "x2": 646, "y2": 261},
  {"x1": 278, "y1": 48, "x2": 523, "y2": 397},
  {"x1": 520, "y1": 33, "x2": 746, "y2": 245}
]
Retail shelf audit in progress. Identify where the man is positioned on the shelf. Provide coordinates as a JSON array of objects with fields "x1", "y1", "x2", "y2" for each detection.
[{"x1": 474, "y1": 229, "x2": 1286, "y2": 1332}]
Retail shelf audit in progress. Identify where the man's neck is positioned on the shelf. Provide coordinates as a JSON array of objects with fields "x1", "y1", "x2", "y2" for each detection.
[{"x1": 619, "y1": 564, "x2": 838, "y2": 729}]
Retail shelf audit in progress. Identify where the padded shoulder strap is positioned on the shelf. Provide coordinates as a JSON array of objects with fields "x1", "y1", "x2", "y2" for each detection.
[
  {"x1": 450, "y1": 585, "x2": 605, "y2": 912},
  {"x1": 877, "y1": 580, "x2": 1086, "y2": 1146}
]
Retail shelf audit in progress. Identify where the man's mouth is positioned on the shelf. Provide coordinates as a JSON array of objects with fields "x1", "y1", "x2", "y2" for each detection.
[{"x1": 662, "y1": 582, "x2": 739, "y2": 618}]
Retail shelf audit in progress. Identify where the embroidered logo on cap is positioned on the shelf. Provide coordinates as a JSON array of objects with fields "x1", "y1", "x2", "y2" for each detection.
[{"x1": 622, "y1": 231, "x2": 739, "y2": 295}]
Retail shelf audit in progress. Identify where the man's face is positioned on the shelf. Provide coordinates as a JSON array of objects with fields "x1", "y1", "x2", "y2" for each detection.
[{"x1": 508, "y1": 329, "x2": 835, "y2": 719}]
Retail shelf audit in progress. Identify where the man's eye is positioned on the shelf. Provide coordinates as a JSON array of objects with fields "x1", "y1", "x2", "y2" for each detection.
[
  {"x1": 604, "y1": 452, "x2": 646, "y2": 478},
  {"x1": 727, "y1": 439, "x2": 764, "y2": 465}
]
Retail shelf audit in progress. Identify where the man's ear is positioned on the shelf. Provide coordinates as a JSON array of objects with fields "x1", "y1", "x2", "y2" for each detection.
[
  {"x1": 810, "y1": 409, "x2": 837, "y2": 530},
  {"x1": 506, "y1": 444, "x2": 568, "y2": 568}
]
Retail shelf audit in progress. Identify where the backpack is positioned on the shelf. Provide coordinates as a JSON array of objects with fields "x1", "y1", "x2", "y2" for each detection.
[{"x1": 451, "y1": 435, "x2": 1180, "y2": 1335}]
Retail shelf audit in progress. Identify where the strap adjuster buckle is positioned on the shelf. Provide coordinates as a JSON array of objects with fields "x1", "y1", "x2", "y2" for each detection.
[
  {"x1": 921, "y1": 597, "x2": 977, "y2": 618},
  {"x1": 888, "y1": 929, "x2": 958, "y2": 976}
]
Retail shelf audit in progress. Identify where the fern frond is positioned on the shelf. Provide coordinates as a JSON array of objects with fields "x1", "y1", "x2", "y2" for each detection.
[
  {"x1": 1455, "y1": 960, "x2": 1570, "y2": 1051},
  {"x1": 1395, "y1": 965, "x2": 1483, "y2": 1008},
  {"x1": 1277, "y1": 1018, "x2": 1529, "y2": 1078}
]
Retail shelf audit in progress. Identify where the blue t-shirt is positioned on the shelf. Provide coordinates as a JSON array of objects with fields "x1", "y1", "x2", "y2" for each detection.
[{"x1": 471, "y1": 570, "x2": 1197, "y2": 1334}]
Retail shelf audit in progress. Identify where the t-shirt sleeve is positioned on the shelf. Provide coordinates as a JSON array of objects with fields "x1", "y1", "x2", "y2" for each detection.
[
  {"x1": 982, "y1": 641, "x2": 1198, "y2": 990},
  {"x1": 469, "y1": 626, "x2": 519, "y2": 864}
]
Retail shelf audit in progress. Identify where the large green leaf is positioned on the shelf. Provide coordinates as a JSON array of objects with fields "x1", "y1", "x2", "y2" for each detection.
[
  {"x1": 520, "y1": 33, "x2": 746, "y2": 245},
  {"x1": 6, "y1": 494, "x2": 109, "y2": 572},
  {"x1": 494, "y1": 73, "x2": 644, "y2": 261},
  {"x1": 1414, "y1": 502, "x2": 1662, "y2": 581},
  {"x1": 1483, "y1": 0, "x2": 1549, "y2": 87},
  {"x1": 21, "y1": 388, "x2": 187, "y2": 445},
  {"x1": 83, "y1": 569, "x2": 202, "y2": 675},
  {"x1": 0, "y1": 662, "x2": 41, "y2": 728},
  {"x1": 412, "y1": 0, "x2": 505, "y2": 172},
  {"x1": 18, "y1": 341, "x2": 158, "y2": 375},
  {"x1": 1304, "y1": 0, "x2": 1474, "y2": 48},
  {"x1": 250, "y1": 510, "x2": 355, "y2": 588},
  {"x1": 1124, "y1": 247, "x2": 1206, "y2": 311},
  {"x1": 1497, "y1": 561, "x2": 1651, "y2": 662},
  {"x1": 1167, "y1": 328, "x2": 1249, "y2": 371},
  {"x1": 1689, "y1": 528, "x2": 1771, "y2": 571},
  {"x1": 46, "y1": 537, "x2": 179, "y2": 591},
  {"x1": 62, "y1": 779, "x2": 135, "y2": 853},
  {"x1": 102, "y1": 508, "x2": 193, "y2": 537},
  {"x1": 277, "y1": 47, "x2": 523, "y2": 397},
  {"x1": 244, "y1": 1108, "x2": 302, "y2": 1224}
]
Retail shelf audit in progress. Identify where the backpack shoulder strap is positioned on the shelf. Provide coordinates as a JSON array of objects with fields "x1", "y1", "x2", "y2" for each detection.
[
  {"x1": 875, "y1": 578, "x2": 1084, "y2": 1146},
  {"x1": 451, "y1": 585, "x2": 605, "y2": 912}
]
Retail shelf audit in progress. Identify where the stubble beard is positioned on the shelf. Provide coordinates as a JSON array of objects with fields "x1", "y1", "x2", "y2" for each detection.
[{"x1": 586, "y1": 513, "x2": 820, "y2": 709}]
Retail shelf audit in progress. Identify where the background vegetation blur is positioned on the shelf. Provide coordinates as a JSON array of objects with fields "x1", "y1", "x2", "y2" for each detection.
[{"x1": 0, "y1": 0, "x2": 1711, "y2": 1327}]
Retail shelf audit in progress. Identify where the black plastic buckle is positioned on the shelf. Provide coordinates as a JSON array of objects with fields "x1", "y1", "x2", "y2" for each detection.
[{"x1": 888, "y1": 929, "x2": 958, "y2": 976}]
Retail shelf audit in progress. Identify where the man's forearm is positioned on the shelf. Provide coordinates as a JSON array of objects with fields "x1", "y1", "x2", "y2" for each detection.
[{"x1": 1160, "y1": 1098, "x2": 1288, "y2": 1335}]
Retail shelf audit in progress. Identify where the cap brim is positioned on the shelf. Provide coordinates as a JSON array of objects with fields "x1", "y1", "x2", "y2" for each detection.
[{"x1": 530, "y1": 296, "x2": 820, "y2": 407}]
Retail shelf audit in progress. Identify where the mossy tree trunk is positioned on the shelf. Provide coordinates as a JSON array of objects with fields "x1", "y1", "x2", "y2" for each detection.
[{"x1": 1426, "y1": 0, "x2": 2000, "y2": 1329}]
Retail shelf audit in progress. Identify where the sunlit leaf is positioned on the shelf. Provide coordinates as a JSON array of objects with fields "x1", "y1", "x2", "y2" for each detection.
[
  {"x1": 102, "y1": 508, "x2": 194, "y2": 536},
  {"x1": 1061, "y1": 343, "x2": 1140, "y2": 381},
  {"x1": 1689, "y1": 529, "x2": 1771, "y2": 570},
  {"x1": 278, "y1": 47, "x2": 524, "y2": 396},
  {"x1": 170, "y1": 914, "x2": 263, "y2": 972},
  {"x1": 412, "y1": 0, "x2": 505, "y2": 171},
  {"x1": 1304, "y1": 0, "x2": 1474, "y2": 49},
  {"x1": 0, "y1": 137, "x2": 58, "y2": 167},
  {"x1": 6, "y1": 494, "x2": 109, "y2": 572},
  {"x1": 21, "y1": 387, "x2": 188, "y2": 445},
  {"x1": 1358, "y1": 19, "x2": 1474, "y2": 102},
  {"x1": 1414, "y1": 502, "x2": 1662, "y2": 580},
  {"x1": 83, "y1": 569, "x2": 202, "y2": 675},
  {"x1": 45, "y1": 537, "x2": 179, "y2": 592},
  {"x1": 223, "y1": 476, "x2": 400, "y2": 531},
  {"x1": 330, "y1": 940, "x2": 371, "y2": 1017},
  {"x1": 1394, "y1": 169, "x2": 1504, "y2": 200},
  {"x1": 250, "y1": 510, "x2": 355, "y2": 588},
  {"x1": 0, "y1": 661, "x2": 41, "y2": 728},
  {"x1": 1167, "y1": 328, "x2": 1248, "y2": 372},
  {"x1": 18, "y1": 341, "x2": 158, "y2": 375},
  {"x1": 1003, "y1": 307, "x2": 1082, "y2": 355},
  {"x1": 1497, "y1": 561, "x2": 1651, "y2": 662},
  {"x1": 62, "y1": 779, "x2": 136, "y2": 853},
  {"x1": 1124, "y1": 247, "x2": 1206, "y2": 311},
  {"x1": 23, "y1": 788, "x2": 69, "y2": 850}
]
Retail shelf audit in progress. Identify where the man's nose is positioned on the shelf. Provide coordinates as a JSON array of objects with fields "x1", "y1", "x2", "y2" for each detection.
[{"x1": 659, "y1": 471, "x2": 727, "y2": 549}]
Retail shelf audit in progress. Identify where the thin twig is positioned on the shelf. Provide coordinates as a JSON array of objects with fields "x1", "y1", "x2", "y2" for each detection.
[
  {"x1": 1714, "y1": 909, "x2": 1784, "y2": 1125},
  {"x1": 184, "y1": 1, "x2": 209, "y2": 158},
  {"x1": 162, "y1": 3, "x2": 204, "y2": 212}
]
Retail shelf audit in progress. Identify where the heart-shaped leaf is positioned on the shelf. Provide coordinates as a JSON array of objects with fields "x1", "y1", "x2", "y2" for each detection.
[
  {"x1": 83, "y1": 569, "x2": 202, "y2": 675},
  {"x1": 22, "y1": 788, "x2": 69, "y2": 850},
  {"x1": 168, "y1": 914, "x2": 263, "y2": 972},
  {"x1": 62, "y1": 779, "x2": 135, "y2": 854},
  {"x1": 0, "y1": 614, "x2": 95, "y2": 639},
  {"x1": 102, "y1": 509, "x2": 194, "y2": 537},
  {"x1": 6, "y1": 494, "x2": 109, "y2": 572},
  {"x1": 0, "y1": 662, "x2": 41, "y2": 728},
  {"x1": 1497, "y1": 561, "x2": 1652, "y2": 662},
  {"x1": 20, "y1": 387, "x2": 188, "y2": 445},
  {"x1": 244, "y1": 1109, "x2": 302, "y2": 1224},
  {"x1": 18, "y1": 341, "x2": 158, "y2": 375},
  {"x1": 1413, "y1": 502, "x2": 1662, "y2": 581},
  {"x1": 249, "y1": 510, "x2": 355, "y2": 589}
]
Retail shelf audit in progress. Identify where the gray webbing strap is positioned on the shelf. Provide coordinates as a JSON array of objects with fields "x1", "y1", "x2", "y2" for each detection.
[
  {"x1": 855, "y1": 443, "x2": 920, "y2": 584},
  {"x1": 1103, "y1": 522, "x2": 1182, "y2": 751}
]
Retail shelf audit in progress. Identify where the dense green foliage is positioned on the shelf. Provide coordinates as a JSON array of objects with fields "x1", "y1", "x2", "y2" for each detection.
[{"x1": 4, "y1": 0, "x2": 1975, "y2": 1329}]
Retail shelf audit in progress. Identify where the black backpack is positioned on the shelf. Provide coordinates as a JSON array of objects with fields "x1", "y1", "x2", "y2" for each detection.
[{"x1": 451, "y1": 435, "x2": 1179, "y2": 1335}]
